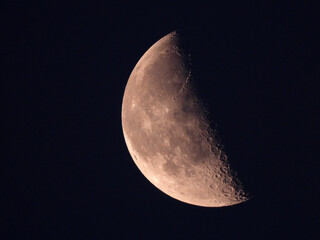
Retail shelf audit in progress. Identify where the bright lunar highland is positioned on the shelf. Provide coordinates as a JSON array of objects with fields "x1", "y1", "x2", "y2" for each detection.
[{"x1": 122, "y1": 31, "x2": 250, "y2": 207}]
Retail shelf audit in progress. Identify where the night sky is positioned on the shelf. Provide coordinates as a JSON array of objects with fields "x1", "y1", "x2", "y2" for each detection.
[{"x1": 3, "y1": 1, "x2": 318, "y2": 239}]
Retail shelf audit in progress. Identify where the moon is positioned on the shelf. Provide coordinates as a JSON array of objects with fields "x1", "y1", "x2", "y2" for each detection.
[{"x1": 122, "y1": 31, "x2": 250, "y2": 207}]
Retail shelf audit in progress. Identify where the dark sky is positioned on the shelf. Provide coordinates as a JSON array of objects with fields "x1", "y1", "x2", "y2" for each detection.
[{"x1": 3, "y1": 1, "x2": 318, "y2": 239}]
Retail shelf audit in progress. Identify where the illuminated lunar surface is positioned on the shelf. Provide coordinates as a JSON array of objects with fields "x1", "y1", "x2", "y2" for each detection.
[{"x1": 121, "y1": 31, "x2": 249, "y2": 207}]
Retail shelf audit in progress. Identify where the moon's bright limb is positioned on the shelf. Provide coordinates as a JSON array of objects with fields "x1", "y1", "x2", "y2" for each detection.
[{"x1": 121, "y1": 31, "x2": 249, "y2": 207}]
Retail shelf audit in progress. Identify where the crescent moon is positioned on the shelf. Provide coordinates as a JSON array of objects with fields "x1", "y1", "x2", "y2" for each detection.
[{"x1": 122, "y1": 31, "x2": 249, "y2": 207}]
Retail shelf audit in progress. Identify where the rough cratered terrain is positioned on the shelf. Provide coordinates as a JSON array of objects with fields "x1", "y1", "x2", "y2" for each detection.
[{"x1": 122, "y1": 31, "x2": 249, "y2": 207}]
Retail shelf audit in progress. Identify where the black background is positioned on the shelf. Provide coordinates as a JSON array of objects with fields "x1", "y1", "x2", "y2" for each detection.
[{"x1": 3, "y1": 1, "x2": 319, "y2": 239}]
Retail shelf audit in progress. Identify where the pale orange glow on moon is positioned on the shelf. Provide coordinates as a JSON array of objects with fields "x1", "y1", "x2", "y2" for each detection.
[{"x1": 122, "y1": 31, "x2": 249, "y2": 207}]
